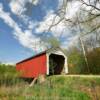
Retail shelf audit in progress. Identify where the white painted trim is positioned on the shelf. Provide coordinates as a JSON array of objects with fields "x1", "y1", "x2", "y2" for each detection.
[
  {"x1": 64, "y1": 56, "x2": 68, "y2": 74},
  {"x1": 46, "y1": 53, "x2": 49, "y2": 75}
]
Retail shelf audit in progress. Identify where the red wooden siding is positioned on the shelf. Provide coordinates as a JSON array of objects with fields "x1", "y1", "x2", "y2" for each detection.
[{"x1": 16, "y1": 54, "x2": 47, "y2": 78}]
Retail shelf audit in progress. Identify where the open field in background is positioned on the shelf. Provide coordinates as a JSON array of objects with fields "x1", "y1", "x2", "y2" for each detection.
[{"x1": 0, "y1": 75, "x2": 100, "y2": 100}]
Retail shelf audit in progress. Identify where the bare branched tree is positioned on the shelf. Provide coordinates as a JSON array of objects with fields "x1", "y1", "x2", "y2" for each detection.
[{"x1": 6, "y1": 0, "x2": 100, "y2": 50}]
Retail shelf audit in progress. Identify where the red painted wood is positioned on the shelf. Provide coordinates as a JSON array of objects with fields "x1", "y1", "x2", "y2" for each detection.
[{"x1": 16, "y1": 54, "x2": 47, "y2": 78}]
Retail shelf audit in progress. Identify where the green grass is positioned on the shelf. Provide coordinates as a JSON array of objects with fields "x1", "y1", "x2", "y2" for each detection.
[{"x1": 0, "y1": 75, "x2": 100, "y2": 100}]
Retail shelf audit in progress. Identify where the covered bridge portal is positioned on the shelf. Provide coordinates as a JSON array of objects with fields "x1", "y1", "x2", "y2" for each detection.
[{"x1": 16, "y1": 48, "x2": 68, "y2": 78}]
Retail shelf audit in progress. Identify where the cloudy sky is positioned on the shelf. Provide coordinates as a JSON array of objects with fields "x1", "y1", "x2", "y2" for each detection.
[{"x1": 0, "y1": 0, "x2": 81, "y2": 64}]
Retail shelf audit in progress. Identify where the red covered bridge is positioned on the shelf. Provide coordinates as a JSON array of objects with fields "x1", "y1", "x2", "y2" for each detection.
[{"x1": 16, "y1": 47, "x2": 68, "y2": 78}]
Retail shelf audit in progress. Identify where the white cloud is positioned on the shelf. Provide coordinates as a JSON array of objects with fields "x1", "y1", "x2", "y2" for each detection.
[
  {"x1": 61, "y1": 35, "x2": 79, "y2": 49},
  {"x1": 28, "y1": 21, "x2": 38, "y2": 29},
  {"x1": 35, "y1": 0, "x2": 81, "y2": 35},
  {"x1": 34, "y1": 7, "x2": 81, "y2": 49},
  {"x1": 0, "y1": 4, "x2": 46, "y2": 52},
  {"x1": 32, "y1": 0, "x2": 39, "y2": 5},
  {"x1": 65, "y1": 1, "x2": 81, "y2": 19},
  {"x1": 0, "y1": 0, "x2": 82, "y2": 52},
  {"x1": 68, "y1": 35, "x2": 79, "y2": 46},
  {"x1": 58, "y1": 0, "x2": 81, "y2": 19},
  {"x1": 9, "y1": 0, "x2": 40, "y2": 26},
  {"x1": 9, "y1": 0, "x2": 27, "y2": 16},
  {"x1": 34, "y1": 1, "x2": 82, "y2": 48},
  {"x1": 9, "y1": 0, "x2": 40, "y2": 16},
  {"x1": 35, "y1": 10, "x2": 68, "y2": 38},
  {"x1": 35, "y1": 10, "x2": 55, "y2": 33}
]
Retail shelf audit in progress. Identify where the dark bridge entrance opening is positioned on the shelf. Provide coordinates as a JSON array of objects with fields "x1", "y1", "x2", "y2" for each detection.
[{"x1": 49, "y1": 54, "x2": 65, "y2": 75}]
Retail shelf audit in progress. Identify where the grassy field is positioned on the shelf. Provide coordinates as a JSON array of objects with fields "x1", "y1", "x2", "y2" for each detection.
[{"x1": 0, "y1": 75, "x2": 100, "y2": 100}]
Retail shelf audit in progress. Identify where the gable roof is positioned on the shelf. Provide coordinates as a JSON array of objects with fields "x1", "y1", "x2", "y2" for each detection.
[{"x1": 16, "y1": 47, "x2": 65, "y2": 64}]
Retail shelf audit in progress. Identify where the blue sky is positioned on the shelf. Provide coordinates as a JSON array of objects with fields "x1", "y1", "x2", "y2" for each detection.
[{"x1": 0, "y1": 0, "x2": 80, "y2": 64}]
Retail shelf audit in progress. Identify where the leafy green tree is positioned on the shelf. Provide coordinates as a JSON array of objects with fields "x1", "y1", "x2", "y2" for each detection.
[
  {"x1": 87, "y1": 47, "x2": 100, "y2": 74},
  {"x1": 67, "y1": 47, "x2": 87, "y2": 74},
  {"x1": 47, "y1": 36, "x2": 61, "y2": 48},
  {"x1": 0, "y1": 64, "x2": 21, "y2": 86}
]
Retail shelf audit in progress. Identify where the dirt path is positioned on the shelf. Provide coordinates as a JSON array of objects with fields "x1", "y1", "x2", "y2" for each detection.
[{"x1": 55, "y1": 75, "x2": 100, "y2": 78}]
